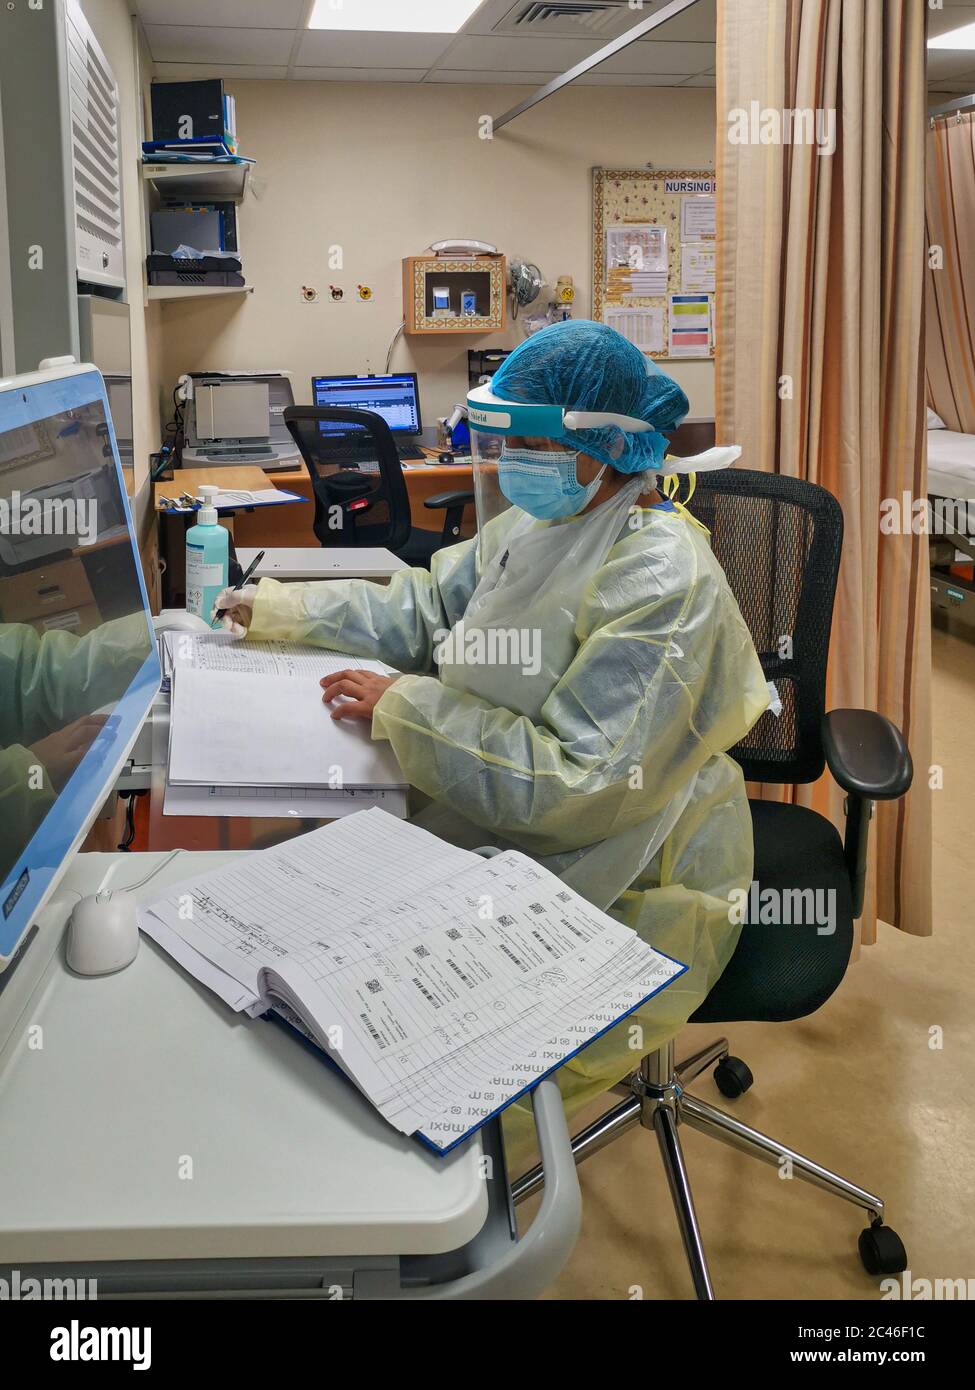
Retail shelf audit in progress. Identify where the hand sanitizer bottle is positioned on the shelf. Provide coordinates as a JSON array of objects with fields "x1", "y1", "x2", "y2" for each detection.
[{"x1": 185, "y1": 485, "x2": 229, "y2": 623}]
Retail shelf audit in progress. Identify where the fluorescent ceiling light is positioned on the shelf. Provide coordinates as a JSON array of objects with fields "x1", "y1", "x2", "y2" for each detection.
[
  {"x1": 307, "y1": 0, "x2": 483, "y2": 33},
  {"x1": 929, "y1": 22, "x2": 975, "y2": 49}
]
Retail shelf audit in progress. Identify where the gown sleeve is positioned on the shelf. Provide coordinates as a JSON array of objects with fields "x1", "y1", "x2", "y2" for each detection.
[
  {"x1": 370, "y1": 520, "x2": 769, "y2": 856},
  {"x1": 246, "y1": 535, "x2": 481, "y2": 673}
]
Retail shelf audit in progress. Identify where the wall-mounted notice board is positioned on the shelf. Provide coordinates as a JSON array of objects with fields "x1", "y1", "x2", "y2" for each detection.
[{"x1": 592, "y1": 167, "x2": 717, "y2": 362}]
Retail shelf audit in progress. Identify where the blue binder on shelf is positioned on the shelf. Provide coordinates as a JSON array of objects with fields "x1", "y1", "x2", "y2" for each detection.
[{"x1": 142, "y1": 137, "x2": 254, "y2": 166}]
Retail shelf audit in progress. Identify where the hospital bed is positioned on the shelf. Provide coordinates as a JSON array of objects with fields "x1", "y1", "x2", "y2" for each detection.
[{"x1": 927, "y1": 418, "x2": 975, "y2": 624}]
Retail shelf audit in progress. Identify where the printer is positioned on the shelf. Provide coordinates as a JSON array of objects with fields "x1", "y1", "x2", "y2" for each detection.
[{"x1": 180, "y1": 371, "x2": 300, "y2": 471}]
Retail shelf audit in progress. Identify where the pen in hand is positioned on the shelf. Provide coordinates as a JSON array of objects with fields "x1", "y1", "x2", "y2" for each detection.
[
  {"x1": 212, "y1": 550, "x2": 265, "y2": 625},
  {"x1": 233, "y1": 550, "x2": 265, "y2": 593}
]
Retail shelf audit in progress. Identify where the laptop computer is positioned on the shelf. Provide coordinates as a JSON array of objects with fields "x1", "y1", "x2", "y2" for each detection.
[{"x1": 310, "y1": 372, "x2": 426, "y2": 462}]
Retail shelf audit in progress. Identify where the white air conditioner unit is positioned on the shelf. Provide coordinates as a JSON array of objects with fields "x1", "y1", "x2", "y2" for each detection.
[
  {"x1": 0, "y1": 0, "x2": 128, "y2": 372},
  {"x1": 65, "y1": 0, "x2": 124, "y2": 289}
]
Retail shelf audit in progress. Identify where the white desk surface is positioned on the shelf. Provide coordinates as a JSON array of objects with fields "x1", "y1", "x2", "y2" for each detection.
[
  {"x1": 236, "y1": 547, "x2": 407, "y2": 580},
  {"x1": 0, "y1": 851, "x2": 487, "y2": 1266}
]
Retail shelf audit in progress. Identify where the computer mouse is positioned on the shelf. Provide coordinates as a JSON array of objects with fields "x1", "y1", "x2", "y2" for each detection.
[{"x1": 66, "y1": 891, "x2": 139, "y2": 977}]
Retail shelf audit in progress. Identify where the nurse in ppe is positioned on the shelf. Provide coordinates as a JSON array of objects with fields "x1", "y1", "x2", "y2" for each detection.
[{"x1": 213, "y1": 320, "x2": 769, "y2": 1163}]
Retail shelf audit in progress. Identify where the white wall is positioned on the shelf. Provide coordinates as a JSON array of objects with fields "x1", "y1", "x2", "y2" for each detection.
[{"x1": 157, "y1": 79, "x2": 716, "y2": 426}]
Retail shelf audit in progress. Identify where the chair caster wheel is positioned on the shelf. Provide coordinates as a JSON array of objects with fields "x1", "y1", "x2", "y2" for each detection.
[
  {"x1": 858, "y1": 1224, "x2": 908, "y2": 1276},
  {"x1": 714, "y1": 1056, "x2": 753, "y2": 1098}
]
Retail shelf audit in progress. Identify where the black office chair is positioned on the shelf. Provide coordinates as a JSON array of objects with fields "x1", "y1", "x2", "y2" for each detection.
[
  {"x1": 283, "y1": 405, "x2": 473, "y2": 568},
  {"x1": 511, "y1": 468, "x2": 913, "y2": 1299}
]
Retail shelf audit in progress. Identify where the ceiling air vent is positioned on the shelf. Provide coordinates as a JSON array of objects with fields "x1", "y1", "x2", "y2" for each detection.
[
  {"x1": 65, "y1": 0, "x2": 125, "y2": 290},
  {"x1": 495, "y1": 1, "x2": 644, "y2": 40}
]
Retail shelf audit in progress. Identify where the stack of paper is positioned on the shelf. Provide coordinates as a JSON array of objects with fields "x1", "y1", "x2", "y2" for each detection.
[
  {"x1": 163, "y1": 633, "x2": 407, "y2": 819},
  {"x1": 139, "y1": 810, "x2": 688, "y2": 1153}
]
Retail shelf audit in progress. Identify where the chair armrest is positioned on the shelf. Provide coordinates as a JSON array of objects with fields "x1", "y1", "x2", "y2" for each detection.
[
  {"x1": 823, "y1": 710, "x2": 912, "y2": 920},
  {"x1": 822, "y1": 709, "x2": 913, "y2": 801},
  {"x1": 423, "y1": 490, "x2": 475, "y2": 511}
]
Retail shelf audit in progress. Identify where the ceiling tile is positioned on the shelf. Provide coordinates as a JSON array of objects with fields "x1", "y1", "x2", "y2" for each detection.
[
  {"x1": 136, "y1": 0, "x2": 306, "y2": 25},
  {"x1": 425, "y1": 69, "x2": 559, "y2": 85},
  {"x1": 576, "y1": 72, "x2": 696, "y2": 86},
  {"x1": 928, "y1": 3, "x2": 975, "y2": 41},
  {"x1": 598, "y1": 40, "x2": 715, "y2": 75},
  {"x1": 462, "y1": 0, "x2": 538, "y2": 36},
  {"x1": 931, "y1": 76, "x2": 975, "y2": 92},
  {"x1": 151, "y1": 63, "x2": 291, "y2": 80},
  {"x1": 927, "y1": 48, "x2": 975, "y2": 80},
  {"x1": 639, "y1": 0, "x2": 717, "y2": 43},
  {"x1": 291, "y1": 68, "x2": 430, "y2": 82},
  {"x1": 437, "y1": 34, "x2": 605, "y2": 72},
  {"x1": 295, "y1": 31, "x2": 454, "y2": 66},
  {"x1": 143, "y1": 24, "x2": 295, "y2": 65}
]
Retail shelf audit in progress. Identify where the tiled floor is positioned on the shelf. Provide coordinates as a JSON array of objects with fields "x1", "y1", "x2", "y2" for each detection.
[{"x1": 526, "y1": 619, "x2": 974, "y2": 1300}]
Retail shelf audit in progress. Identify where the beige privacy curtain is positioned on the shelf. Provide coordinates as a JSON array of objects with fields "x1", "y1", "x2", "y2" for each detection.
[
  {"x1": 715, "y1": 0, "x2": 931, "y2": 940},
  {"x1": 925, "y1": 111, "x2": 975, "y2": 431}
]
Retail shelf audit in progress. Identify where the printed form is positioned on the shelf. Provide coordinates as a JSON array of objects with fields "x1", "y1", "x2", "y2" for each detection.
[
  {"x1": 167, "y1": 667, "x2": 404, "y2": 789},
  {"x1": 140, "y1": 810, "x2": 686, "y2": 1150},
  {"x1": 161, "y1": 630, "x2": 394, "y2": 682}
]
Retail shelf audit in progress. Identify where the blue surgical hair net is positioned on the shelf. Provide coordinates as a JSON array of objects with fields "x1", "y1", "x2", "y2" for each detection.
[{"x1": 490, "y1": 319, "x2": 689, "y2": 473}]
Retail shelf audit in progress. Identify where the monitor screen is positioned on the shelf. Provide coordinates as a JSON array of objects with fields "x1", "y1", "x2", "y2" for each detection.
[
  {"x1": 311, "y1": 373, "x2": 421, "y2": 435},
  {"x1": 0, "y1": 366, "x2": 159, "y2": 969}
]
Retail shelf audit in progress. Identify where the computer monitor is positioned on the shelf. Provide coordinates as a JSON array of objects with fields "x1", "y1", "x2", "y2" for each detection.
[
  {"x1": 0, "y1": 363, "x2": 160, "y2": 971},
  {"x1": 310, "y1": 373, "x2": 422, "y2": 437}
]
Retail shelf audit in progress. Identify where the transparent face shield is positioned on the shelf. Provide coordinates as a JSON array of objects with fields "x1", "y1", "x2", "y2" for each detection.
[
  {"x1": 469, "y1": 423, "x2": 508, "y2": 539},
  {"x1": 468, "y1": 384, "x2": 606, "y2": 545}
]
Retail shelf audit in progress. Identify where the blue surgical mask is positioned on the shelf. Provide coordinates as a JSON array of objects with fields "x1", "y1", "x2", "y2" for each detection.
[{"x1": 498, "y1": 447, "x2": 608, "y2": 520}]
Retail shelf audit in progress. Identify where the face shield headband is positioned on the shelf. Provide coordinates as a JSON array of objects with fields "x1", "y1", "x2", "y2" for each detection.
[{"x1": 466, "y1": 383, "x2": 741, "y2": 476}]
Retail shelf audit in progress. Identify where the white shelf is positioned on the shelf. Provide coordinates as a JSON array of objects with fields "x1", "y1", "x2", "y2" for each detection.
[
  {"x1": 148, "y1": 283, "x2": 253, "y2": 301},
  {"x1": 142, "y1": 160, "x2": 251, "y2": 202}
]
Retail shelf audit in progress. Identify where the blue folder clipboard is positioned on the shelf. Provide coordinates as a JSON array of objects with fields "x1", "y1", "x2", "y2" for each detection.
[
  {"x1": 157, "y1": 490, "x2": 308, "y2": 516},
  {"x1": 267, "y1": 951, "x2": 689, "y2": 1158}
]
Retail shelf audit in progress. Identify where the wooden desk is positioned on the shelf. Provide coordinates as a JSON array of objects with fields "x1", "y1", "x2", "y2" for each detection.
[
  {"x1": 153, "y1": 466, "x2": 274, "y2": 512},
  {"x1": 155, "y1": 467, "x2": 308, "y2": 604},
  {"x1": 172, "y1": 457, "x2": 477, "y2": 556},
  {"x1": 231, "y1": 465, "x2": 316, "y2": 548},
  {"x1": 403, "y1": 460, "x2": 475, "y2": 534}
]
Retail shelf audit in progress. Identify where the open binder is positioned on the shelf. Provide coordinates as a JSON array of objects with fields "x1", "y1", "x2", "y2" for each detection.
[{"x1": 139, "y1": 809, "x2": 687, "y2": 1154}]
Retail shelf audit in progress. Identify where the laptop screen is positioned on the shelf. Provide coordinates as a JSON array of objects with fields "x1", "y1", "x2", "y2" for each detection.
[
  {"x1": 310, "y1": 374, "x2": 421, "y2": 436},
  {"x1": 0, "y1": 366, "x2": 159, "y2": 968}
]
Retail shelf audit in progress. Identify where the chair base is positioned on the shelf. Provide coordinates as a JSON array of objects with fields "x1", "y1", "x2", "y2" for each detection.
[{"x1": 510, "y1": 1038, "x2": 907, "y2": 1300}]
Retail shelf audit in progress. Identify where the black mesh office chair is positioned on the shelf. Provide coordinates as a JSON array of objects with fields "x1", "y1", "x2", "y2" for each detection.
[
  {"x1": 512, "y1": 468, "x2": 913, "y2": 1299},
  {"x1": 283, "y1": 405, "x2": 473, "y2": 568}
]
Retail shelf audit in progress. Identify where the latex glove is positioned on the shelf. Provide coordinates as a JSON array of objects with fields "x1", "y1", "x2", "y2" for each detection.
[{"x1": 211, "y1": 583, "x2": 259, "y2": 638}]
